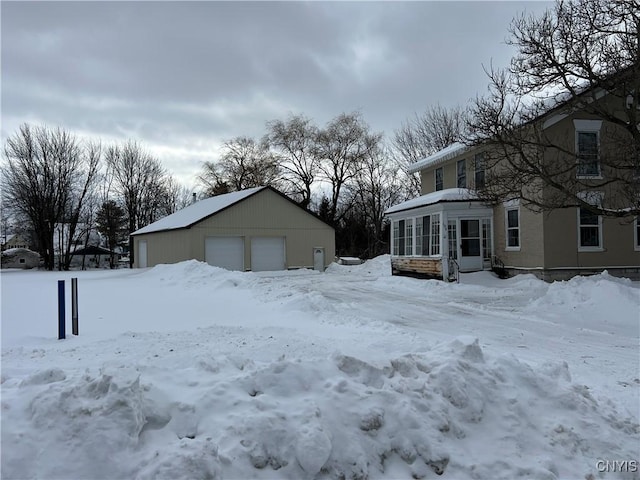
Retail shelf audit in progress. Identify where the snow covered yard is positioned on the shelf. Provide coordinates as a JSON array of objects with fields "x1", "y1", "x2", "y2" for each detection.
[{"x1": 1, "y1": 256, "x2": 638, "y2": 479}]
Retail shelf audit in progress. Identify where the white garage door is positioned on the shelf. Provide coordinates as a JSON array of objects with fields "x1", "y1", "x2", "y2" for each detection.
[
  {"x1": 251, "y1": 237, "x2": 285, "y2": 271},
  {"x1": 205, "y1": 236, "x2": 244, "y2": 271}
]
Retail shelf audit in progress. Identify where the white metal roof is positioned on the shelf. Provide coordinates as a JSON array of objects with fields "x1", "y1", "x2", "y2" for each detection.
[
  {"x1": 132, "y1": 186, "x2": 266, "y2": 235},
  {"x1": 384, "y1": 188, "x2": 479, "y2": 215},
  {"x1": 407, "y1": 142, "x2": 468, "y2": 174}
]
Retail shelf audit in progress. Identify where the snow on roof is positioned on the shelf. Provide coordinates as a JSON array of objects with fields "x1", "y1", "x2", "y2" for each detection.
[
  {"x1": 132, "y1": 186, "x2": 266, "y2": 235},
  {"x1": 384, "y1": 188, "x2": 479, "y2": 215},
  {"x1": 407, "y1": 142, "x2": 468, "y2": 174}
]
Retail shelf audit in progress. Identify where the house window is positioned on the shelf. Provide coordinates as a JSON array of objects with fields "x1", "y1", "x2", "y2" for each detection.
[
  {"x1": 457, "y1": 160, "x2": 466, "y2": 188},
  {"x1": 405, "y1": 218, "x2": 413, "y2": 255},
  {"x1": 409, "y1": 215, "x2": 441, "y2": 256},
  {"x1": 576, "y1": 131, "x2": 600, "y2": 177},
  {"x1": 574, "y1": 119, "x2": 602, "y2": 178},
  {"x1": 393, "y1": 221, "x2": 399, "y2": 255},
  {"x1": 435, "y1": 167, "x2": 444, "y2": 191},
  {"x1": 505, "y1": 207, "x2": 520, "y2": 250},
  {"x1": 474, "y1": 153, "x2": 485, "y2": 190},
  {"x1": 420, "y1": 216, "x2": 431, "y2": 255},
  {"x1": 448, "y1": 221, "x2": 457, "y2": 259},
  {"x1": 431, "y1": 214, "x2": 441, "y2": 255},
  {"x1": 396, "y1": 220, "x2": 406, "y2": 255},
  {"x1": 482, "y1": 218, "x2": 492, "y2": 261},
  {"x1": 635, "y1": 217, "x2": 640, "y2": 251},
  {"x1": 578, "y1": 208, "x2": 602, "y2": 250}
]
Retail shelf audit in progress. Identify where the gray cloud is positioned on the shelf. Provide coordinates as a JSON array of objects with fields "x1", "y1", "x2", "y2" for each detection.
[{"x1": 1, "y1": 1, "x2": 551, "y2": 185}]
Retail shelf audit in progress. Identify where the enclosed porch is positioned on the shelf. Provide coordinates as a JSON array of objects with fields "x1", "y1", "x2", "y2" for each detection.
[{"x1": 384, "y1": 189, "x2": 494, "y2": 281}]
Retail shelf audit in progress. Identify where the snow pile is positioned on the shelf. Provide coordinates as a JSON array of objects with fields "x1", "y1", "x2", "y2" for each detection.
[
  {"x1": 2, "y1": 337, "x2": 637, "y2": 479},
  {"x1": 526, "y1": 271, "x2": 640, "y2": 335},
  {"x1": 326, "y1": 254, "x2": 392, "y2": 277},
  {"x1": 148, "y1": 260, "x2": 249, "y2": 291}
]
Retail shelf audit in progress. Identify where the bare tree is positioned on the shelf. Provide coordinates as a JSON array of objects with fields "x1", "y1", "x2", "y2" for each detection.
[
  {"x1": 394, "y1": 104, "x2": 465, "y2": 161},
  {"x1": 162, "y1": 177, "x2": 196, "y2": 213},
  {"x1": 2, "y1": 124, "x2": 101, "y2": 270},
  {"x1": 315, "y1": 112, "x2": 382, "y2": 225},
  {"x1": 265, "y1": 114, "x2": 319, "y2": 208},
  {"x1": 467, "y1": 0, "x2": 639, "y2": 217},
  {"x1": 199, "y1": 136, "x2": 281, "y2": 196},
  {"x1": 105, "y1": 141, "x2": 168, "y2": 265},
  {"x1": 392, "y1": 104, "x2": 466, "y2": 197},
  {"x1": 351, "y1": 145, "x2": 406, "y2": 257}
]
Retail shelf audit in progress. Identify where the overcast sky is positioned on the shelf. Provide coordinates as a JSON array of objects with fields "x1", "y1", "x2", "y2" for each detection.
[{"x1": 2, "y1": 1, "x2": 551, "y2": 187}]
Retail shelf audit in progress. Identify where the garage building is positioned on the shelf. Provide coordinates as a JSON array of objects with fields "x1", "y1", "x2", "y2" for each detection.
[{"x1": 131, "y1": 186, "x2": 335, "y2": 271}]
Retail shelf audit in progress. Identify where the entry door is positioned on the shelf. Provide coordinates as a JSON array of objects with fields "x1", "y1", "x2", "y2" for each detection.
[
  {"x1": 251, "y1": 237, "x2": 285, "y2": 271},
  {"x1": 138, "y1": 240, "x2": 148, "y2": 268},
  {"x1": 205, "y1": 236, "x2": 244, "y2": 271},
  {"x1": 313, "y1": 247, "x2": 325, "y2": 272},
  {"x1": 458, "y1": 219, "x2": 483, "y2": 272}
]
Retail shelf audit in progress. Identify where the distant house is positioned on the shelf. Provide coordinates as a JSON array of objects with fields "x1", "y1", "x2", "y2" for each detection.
[
  {"x1": 1, "y1": 234, "x2": 29, "y2": 251},
  {"x1": 385, "y1": 77, "x2": 639, "y2": 282},
  {"x1": 1, "y1": 248, "x2": 40, "y2": 269},
  {"x1": 131, "y1": 186, "x2": 335, "y2": 271}
]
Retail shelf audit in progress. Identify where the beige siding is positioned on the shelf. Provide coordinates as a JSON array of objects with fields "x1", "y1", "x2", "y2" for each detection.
[
  {"x1": 543, "y1": 209, "x2": 640, "y2": 268},
  {"x1": 419, "y1": 159, "x2": 467, "y2": 194},
  {"x1": 134, "y1": 229, "x2": 192, "y2": 268},
  {"x1": 420, "y1": 170, "x2": 433, "y2": 195},
  {"x1": 134, "y1": 188, "x2": 335, "y2": 269},
  {"x1": 494, "y1": 204, "x2": 545, "y2": 269}
]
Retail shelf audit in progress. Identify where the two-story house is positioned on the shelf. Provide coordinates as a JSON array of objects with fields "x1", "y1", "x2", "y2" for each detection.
[{"x1": 385, "y1": 81, "x2": 639, "y2": 282}]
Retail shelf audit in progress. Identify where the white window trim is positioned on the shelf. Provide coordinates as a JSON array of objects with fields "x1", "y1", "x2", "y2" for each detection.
[
  {"x1": 577, "y1": 208, "x2": 603, "y2": 252},
  {"x1": 392, "y1": 214, "x2": 443, "y2": 258},
  {"x1": 504, "y1": 203, "x2": 521, "y2": 252},
  {"x1": 574, "y1": 119, "x2": 603, "y2": 180},
  {"x1": 634, "y1": 217, "x2": 640, "y2": 252}
]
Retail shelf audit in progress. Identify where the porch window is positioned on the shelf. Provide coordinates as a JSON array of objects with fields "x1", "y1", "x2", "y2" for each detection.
[
  {"x1": 431, "y1": 214, "x2": 441, "y2": 255},
  {"x1": 393, "y1": 214, "x2": 442, "y2": 257},
  {"x1": 505, "y1": 207, "x2": 520, "y2": 249},
  {"x1": 457, "y1": 159, "x2": 466, "y2": 188},
  {"x1": 405, "y1": 219, "x2": 413, "y2": 255},
  {"x1": 395, "y1": 220, "x2": 405, "y2": 255},
  {"x1": 435, "y1": 167, "x2": 444, "y2": 191},
  {"x1": 418, "y1": 216, "x2": 431, "y2": 255},
  {"x1": 474, "y1": 153, "x2": 485, "y2": 190},
  {"x1": 448, "y1": 221, "x2": 457, "y2": 259},
  {"x1": 578, "y1": 208, "x2": 602, "y2": 250},
  {"x1": 393, "y1": 221, "x2": 399, "y2": 255}
]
